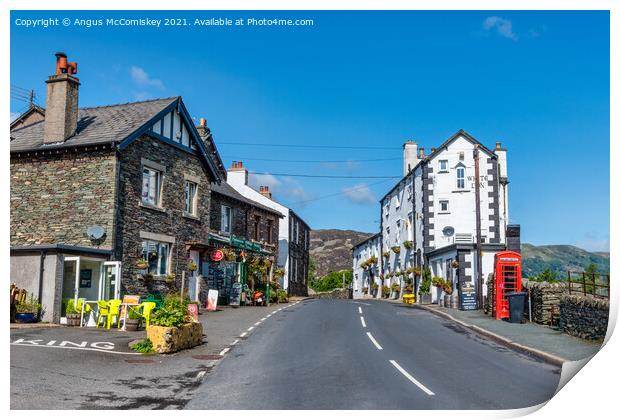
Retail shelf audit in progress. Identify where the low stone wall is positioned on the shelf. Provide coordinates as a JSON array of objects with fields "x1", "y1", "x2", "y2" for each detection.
[
  {"x1": 559, "y1": 294, "x2": 609, "y2": 341},
  {"x1": 314, "y1": 288, "x2": 350, "y2": 299},
  {"x1": 524, "y1": 280, "x2": 567, "y2": 326},
  {"x1": 147, "y1": 322, "x2": 203, "y2": 353}
]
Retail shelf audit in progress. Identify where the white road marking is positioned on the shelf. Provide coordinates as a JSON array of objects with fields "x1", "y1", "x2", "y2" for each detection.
[
  {"x1": 260, "y1": 317, "x2": 266, "y2": 321},
  {"x1": 219, "y1": 347, "x2": 230, "y2": 356},
  {"x1": 358, "y1": 307, "x2": 363, "y2": 314},
  {"x1": 360, "y1": 316, "x2": 366, "y2": 328},
  {"x1": 366, "y1": 332, "x2": 383, "y2": 350},
  {"x1": 10, "y1": 342, "x2": 137, "y2": 355},
  {"x1": 239, "y1": 332, "x2": 247, "y2": 338},
  {"x1": 353, "y1": 301, "x2": 372, "y2": 306},
  {"x1": 266, "y1": 314, "x2": 272, "y2": 318},
  {"x1": 389, "y1": 360, "x2": 435, "y2": 396},
  {"x1": 254, "y1": 321, "x2": 261, "y2": 326},
  {"x1": 196, "y1": 370, "x2": 207, "y2": 380},
  {"x1": 230, "y1": 339, "x2": 239, "y2": 346},
  {"x1": 248, "y1": 326, "x2": 254, "y2": 331}
]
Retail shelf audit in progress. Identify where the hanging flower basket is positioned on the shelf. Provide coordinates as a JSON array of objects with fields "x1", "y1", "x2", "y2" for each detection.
[
  {"x1": 403, "y1": 241, "x2": 413, "y2": 249},
  {"x1": 382, "y1": 251, "x2": 390, "y2": 258},
  {"x1": 165, "y1": 273, "x2": 176, "y2": 285},
  {"x1": 187, "y1": 260, "x2": 198, "y2": 272},
  {"x1": 391, "y1": 246, "x2": 401, "y2": 254},
  {"x1": 136, "y1": 259, "x2": 149, "y2": 270},
  {"x1": 412, "y1": 266, "x2": 422, "y2": 276},
  {"x1": 451, "y1": 260, "x2": 460, "y2": 269}
]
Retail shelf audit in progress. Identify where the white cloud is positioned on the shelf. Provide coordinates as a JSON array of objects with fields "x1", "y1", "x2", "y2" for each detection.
[
  {"x1": 576, "y1": 232, "x2": 610, "y2": 252},
  {"x1": 130, "y1": 66, "x2": 164, "y2": 89},
  {"x1": 248, "y1": 173, "x2": 314, "y2": 208},
  {"x1": 483, "y1": 16, "x2": 518, "y2": 41},
  {"x1": 249, "y1": 173, "x2": 282, "y2": 190},
  {"x1": 342, "y1": 183, "x2": 376, "y2": 205}
]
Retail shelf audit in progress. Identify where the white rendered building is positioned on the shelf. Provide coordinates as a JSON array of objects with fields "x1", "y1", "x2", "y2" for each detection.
[{"x1": 351, "y1": 233, "x2": 382, "y2": 299}]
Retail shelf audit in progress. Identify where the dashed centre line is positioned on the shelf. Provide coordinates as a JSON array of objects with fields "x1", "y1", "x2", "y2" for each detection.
[
  {"x1": 366, "y1": 332, "x2": 383, "y2": 350},
  {"x1": 358, "y1": 307, "x2": 363, "y2": 314},
  {"x1": 390, "y1": 360, "x2": 435, "y2": 396},
  {"x1": 360, "y1": 316, "x2": 366, "y2": 328},
  {"x1": 219, "y1": 347, "x2": 230, "y2": 356}
]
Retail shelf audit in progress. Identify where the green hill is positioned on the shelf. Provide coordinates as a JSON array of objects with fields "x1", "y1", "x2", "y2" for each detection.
[{"x1": 522, "y1": 243, "x2": 610, "y2": 279}]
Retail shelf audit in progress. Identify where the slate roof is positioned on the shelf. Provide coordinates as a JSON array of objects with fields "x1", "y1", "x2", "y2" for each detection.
[
  {"x1": 10, "y1": 97, "x2": 179, "y2": 152},
  {"x1": 211, "y1": 181, "x2": 284, "y2": 218}
]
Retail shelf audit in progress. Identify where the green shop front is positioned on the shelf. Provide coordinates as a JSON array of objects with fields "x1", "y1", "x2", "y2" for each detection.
[{"x1": 200, "y1": 233, "x2": 272, "y2": 306}]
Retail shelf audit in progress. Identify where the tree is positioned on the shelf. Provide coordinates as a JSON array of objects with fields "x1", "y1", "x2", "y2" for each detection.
[
  {"x1": 533, "y1": 268, "x2": 558, "y2": 283},
  {"x1": 307, "y1": 257, "x2": 318, "y2": 285}
]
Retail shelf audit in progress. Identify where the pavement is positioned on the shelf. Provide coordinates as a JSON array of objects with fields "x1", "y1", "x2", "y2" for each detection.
[
  {"x1": 186, "y1": 299, "x2": 561, "y2": 410},
  {"x1": 10, "y1": 302, "x2": 296, "y2": 409},
  {"x1": 373, "y1": 298, "x2": 602, "y2": 363}
]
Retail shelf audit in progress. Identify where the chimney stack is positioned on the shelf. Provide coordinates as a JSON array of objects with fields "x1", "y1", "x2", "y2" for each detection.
[
  {"x1": 402, "y1": 140, "x2": 418, "y2": 176},
  {"x1": 198, "y1": 117, "x2": 206, "y2": 128},
  {"x1": 43, "y1": 52, "x2": 80, "y2": 144},
  {"x1": 495, "y1": 141, "x2": 502, "y2": 150},
  {"x1": 259, "y1": 186, "x2": 272, "y2": 199},
  {"x1": 227, "y1": 160, "x2": 249, "y2": 187},
  {"x1": 418, "y1": 147, "x2": 425, "y2": 159}
]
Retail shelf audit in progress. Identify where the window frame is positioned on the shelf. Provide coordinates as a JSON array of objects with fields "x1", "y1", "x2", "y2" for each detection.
[
  {"x1": 142, "y1": 166, "x2": 163, "y2": 207},
  {"x1": 184, "y1": 180, "x2": 198, "y2": 216},
  {"x1": 439, "y1": 159, "x2": 449, "y2": 172},
  {"x1": 439, "y1": 200, "x2": 450, "y2": 213},
  {"x1": 141, "y1": 240, "x2": 171, "y2": 276},
  {"x1": 456, "y1": 167, "x2": 466, "y2": 190},
  {"x1": 221, "y1": 205, "x2": 232, "y2": 234}
]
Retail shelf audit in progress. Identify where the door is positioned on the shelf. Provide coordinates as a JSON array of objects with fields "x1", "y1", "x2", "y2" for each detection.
[
  {"x1": 64, "y1": 256, "x2": 81, "y2": 304},
  {"x1": 100, "y1": 262, "x2": 121, "y2": 301}
]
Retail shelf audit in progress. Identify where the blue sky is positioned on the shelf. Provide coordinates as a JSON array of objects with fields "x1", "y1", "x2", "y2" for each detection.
[{"x1": 10, "y1": 10, "x2": 610, "y2": 251}]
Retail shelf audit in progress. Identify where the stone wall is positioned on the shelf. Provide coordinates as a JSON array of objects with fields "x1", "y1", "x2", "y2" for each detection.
[
  {"x1": 10, "y1": 148, "x2": 117, "y2": 249},
  {"x1": 523, "y1": 280, "x2": 567, "y2": 326},
  {"x1": 559, "y1": 295, "x2": 609, "y2": 341},
  {"x1": 117, "y1": 134, "x2": 212, "y2": 295},
  {"x1": 210, "y1": 191, "x2": 248, "y2": 238},
  {"x1": 315, "y1": 288, "x2": 350, "y2": 299}
]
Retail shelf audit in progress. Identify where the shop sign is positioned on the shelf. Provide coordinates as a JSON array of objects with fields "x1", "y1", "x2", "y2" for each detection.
[
  {"x1": 207, "y1": 289, "x2": 219, "y2": 311},
  {"x1": 210, "y1": 249, "x2": 224, "y2": 262},
  {"x1": 460, "y1": 282, "x2": 477, "y2": 311}
]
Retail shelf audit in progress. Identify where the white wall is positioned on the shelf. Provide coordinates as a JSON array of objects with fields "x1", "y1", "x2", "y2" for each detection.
[
  {"x1": 352, "y1": 235, "x2": 382, "y2": 299},
  {"x1": 227, "y1": 168, "x2": 291, "y2": 289}
]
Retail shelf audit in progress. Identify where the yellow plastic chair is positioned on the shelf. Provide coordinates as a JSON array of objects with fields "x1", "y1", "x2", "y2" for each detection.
[
  {"x1": 141, "y1": 302, "x2": 157, "y2": 329},
  {"x1": 76, "y1": 298, "x2": 92, "y2": 314},
  {"x1": 106, "y1": 300, "x2": 122, "y2": 329},
  {"x1": 96, "y1": 300, "x2": 110, "y2": 328}
]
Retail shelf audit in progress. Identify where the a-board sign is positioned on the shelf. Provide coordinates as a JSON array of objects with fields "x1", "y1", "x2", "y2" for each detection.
[
  {"x1": 207, "y1": 289, "x2": 219, "y2": 311},
  {"x1": 119, "y1": 295, "x2": 140, "y2": 319},
  {"x1": 187, "y1": 303, "x2": 199, "y2": 322},
  {"x1": 460, "y1": 283, "x2": 477, "y2": 311}
]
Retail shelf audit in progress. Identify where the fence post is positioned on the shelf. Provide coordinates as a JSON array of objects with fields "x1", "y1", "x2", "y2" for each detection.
[
  {"x1": 582, "y1": 272, "x2": 586, "y2": 296},
  {"x1": 568, "y1": 271, "x2": 571, "y2": 295}
]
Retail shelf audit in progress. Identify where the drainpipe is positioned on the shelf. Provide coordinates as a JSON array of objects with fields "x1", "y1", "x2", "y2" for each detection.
[
  {"x1": 474, "y1": 146, "x2": 483, "y2": 309},
  {"x1": 37, "y1": 251, "x2": 47, "y2": 320}
]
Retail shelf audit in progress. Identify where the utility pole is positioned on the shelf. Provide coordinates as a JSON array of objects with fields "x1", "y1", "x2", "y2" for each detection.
[
  {"x1": 342, "y1": 271, "x2": 345, "y2": 289},
  {"x1": 474, "y1": 145, "x2": 484, "y2": 309}
]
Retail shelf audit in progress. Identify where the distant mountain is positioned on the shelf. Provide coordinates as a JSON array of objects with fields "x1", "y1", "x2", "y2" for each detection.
[
  {"x1": 309, "y1": 229, "x2": 611, "y2": 279},
  {"x1": 521, "y1": 243, "x2": 610, "y2": 278},
  {"x1": 309, "y1": 229, "x2": 373, "y2": 277}
]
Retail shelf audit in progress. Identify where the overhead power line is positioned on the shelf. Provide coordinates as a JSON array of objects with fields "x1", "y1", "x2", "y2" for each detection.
[
  {"x1": 222, "y1": 156, "x2": 400, "y2": 163},
  {"x1": 249, "y1": 171, "x2": 400, "y2": 179},
  {"x1": 218, "y1": 142, "x2": 402, "y2": 150}
]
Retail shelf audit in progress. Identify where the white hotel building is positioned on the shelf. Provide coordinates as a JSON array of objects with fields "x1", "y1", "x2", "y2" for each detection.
[{"x1": 352, "y1": 130, "x2": 517, "y2": 308}]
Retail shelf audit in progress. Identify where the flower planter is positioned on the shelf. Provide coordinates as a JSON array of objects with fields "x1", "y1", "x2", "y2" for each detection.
[
  {"x1": 66, "y1": 313, "x2": 81, "y2": 326},
  {"x1": 125, "y1": 318, "x2": 141, "y2": 331},
  {"x1": 15, "y1": 313, "x2": 37, "y2": 323},
  {"x1": 444, "y1": 294, "x2": 451, "y2": 308},
  {"x1": 147, "y1": 322, "x2": 203, "y2": 354},
  {"x1": 419, "y1": 294, "x2": 432, "y2": 305}
]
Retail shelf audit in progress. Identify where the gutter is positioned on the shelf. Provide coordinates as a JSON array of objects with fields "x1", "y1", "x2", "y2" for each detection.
[{"x1": 37, "y1": 251, "x2": 46, "y2": 320}]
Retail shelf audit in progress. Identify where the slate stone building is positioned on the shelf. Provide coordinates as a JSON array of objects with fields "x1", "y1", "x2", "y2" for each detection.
[{"x1": 10, "y1": 53, "x2": 221, "y2": 322}]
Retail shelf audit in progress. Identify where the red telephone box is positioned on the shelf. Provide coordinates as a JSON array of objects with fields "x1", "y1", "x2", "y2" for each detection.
[{"x1": 494, "y1": 251, "x2": 522, "y2": 320}]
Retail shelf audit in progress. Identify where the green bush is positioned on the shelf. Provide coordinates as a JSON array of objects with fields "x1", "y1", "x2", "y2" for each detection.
[
  {"x1": 150, "y1": 294, "x2": 191, "y2": 328},
  {"x1": 276, "y1": 290, "x2": 288, "y2": 303},
  {"x1": 310, "y1": 270, "x2": 352, "y2": 292},
  {"x1": 16, "y1": 293, "x2": 42, "y2": 314},
  {"x1": 131, "y1": 338, "x2": 154, "y2": 354},
  {"x1": 419, "y1": 268, "x2": 432, "y2": 295}
]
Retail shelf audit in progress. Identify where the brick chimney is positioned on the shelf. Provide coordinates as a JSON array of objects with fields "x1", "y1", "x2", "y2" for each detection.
[
  {"x1": 259, "y1": 186, "x2": 272, "y2": 199},
  {"x1": 43, "y1": 52, "x2": 80, "y2": 144}
]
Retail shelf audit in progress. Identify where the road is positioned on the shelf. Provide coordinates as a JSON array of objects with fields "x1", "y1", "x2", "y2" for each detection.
[{"x1": 186, "y1": 299, "x2": 561, "y2": 410}]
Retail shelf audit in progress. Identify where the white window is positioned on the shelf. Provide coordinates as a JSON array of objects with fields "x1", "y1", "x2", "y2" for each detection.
[
  {"x1": 439, "y1": 200, "x2": 449, "y2": 213},
  {"x1": 184, "y1": 181, "x2": 197, "y2": 215},
  {"x1": 221, "y1": 205, "x2": 231, "y2": 234},
  {"x1": 456, "y1": 167, "x2": 465, "y2": 189},
  {"x1": 459, "y1": 152, "x2": 465, "y2": 161},
  {"x1": 142, "y1": 240, "x2": 170, "y2": 276},
  {"x1": 142, "y1": 167, "x2": 162, "y2": 206},
  {"x1": 439, "y1": 160, "x2": 449, "y2": 172}
]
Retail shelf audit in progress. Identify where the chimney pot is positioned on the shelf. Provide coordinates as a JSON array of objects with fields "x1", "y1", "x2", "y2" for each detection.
[
  {"x1": 44, "y1": 52, "x2": 80, "y2": 144},
  {"x1": 238, "y1": 161, "x2": 243, "y2": 168},
  {"x1": 418, "y1": 147, "x2": 425, "y2": 158},
  {"x1": 199, "y1": 117, "x2": 206, "y2": 127},
  {"x1": 496, "y1": 142, "x2": 502, "y2": 150}
]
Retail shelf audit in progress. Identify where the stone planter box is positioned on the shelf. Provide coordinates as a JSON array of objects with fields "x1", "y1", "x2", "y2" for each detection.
[
  {"x1": 147, "y1": 322, "x2": 203, "y2": 354},
  {"x1": 419, "y1": 294, "x2": 432, "y2": 305}
]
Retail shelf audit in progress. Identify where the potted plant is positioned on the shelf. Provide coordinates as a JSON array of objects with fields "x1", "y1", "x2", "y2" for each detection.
[
  {"x1": 412, "y1": 266, "x2": 422, "y2": 276},
  {"x1": 391, "y1": 246, "x2": 401, "y2": 254},
  {"x1": 403, "y1": 241, "x2": 413, "y2": 250},
  {"x1": 370, "y1": 283, "x2": 379, "y2": 297},
  {"x1": 165, "y1": 273, "x2": 176, "y2": 286},
  {"x1": 362, "y1": 287, "x2": 369, "y2": 295},
  {"x1": 187, "y1": 260, "x2": 198, "y2": 272},
  {"x1": 368, "y1": 256, "x2": 378, "y2": 265},
  {"x1": 143, "y1": 273, "x2": 154, "y2": 284},
  {"x1": 391, "y1": 282, "x2": 401, "y2": 298},
  {"x1": 15, "y1": 293, "x2": 41, "y2": 323},
  {"x1": 418, "y1": 268, "x2": 432, "y2": 304},
  {"x1": 65, "y1": 300, "x2": 81, "y2": 326},
  {"x1": 136, "y1": 258, "x2": 149, "y2": 270},
  {"x1": 381, "y1": 285, "x2": 390, "y2": 299},
  {"x1": 125, "y1": 307, "x2": 142, "y2": 331}
]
